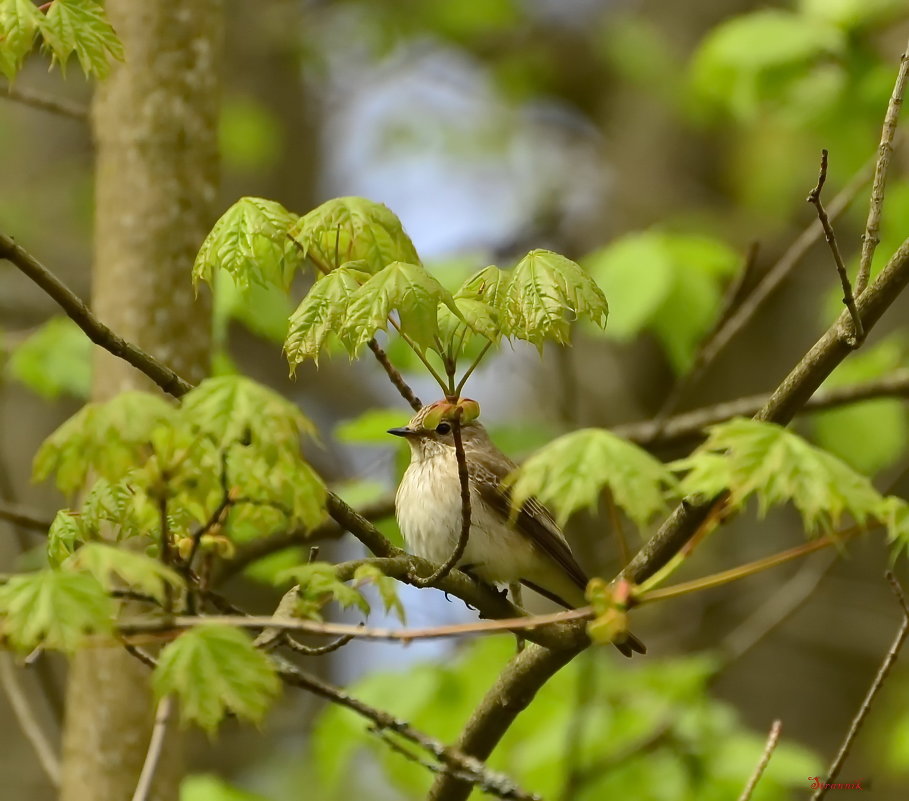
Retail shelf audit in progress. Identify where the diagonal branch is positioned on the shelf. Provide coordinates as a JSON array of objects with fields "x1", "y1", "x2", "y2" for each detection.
[
  {"x1": 856, "y1": 39, "x2": 909, "y2": 295},
  {"x1": 2, "y1": 84, "x2": 89, "y2": 120},
  {"x1": 613, "y1": 368, "x2": 909, "y2": 450},
  {"x1": 738, "y1": 720, "x2": 782, "y2": 801},
  {"x1": 623, "y1": 237, "x2": 909, "y2": 586},
  {"x1": 0, "y1": 233, "x2": 192, "y2": 397},
  {"x1": 130, "y1": 696, "x2": 174, "y2": 801},
  {"x1": 0, "y1": 653, "x2": 60, "y2": 788},
  {"x1": 810, "y1": 572, "x2": 909, "y2": 801},
  {"x1": 273, "y1": 654, "x2": 541, "y2": 801},
  {"x1": 0, "y1": 501, "x2": 54, "y2": 533}
]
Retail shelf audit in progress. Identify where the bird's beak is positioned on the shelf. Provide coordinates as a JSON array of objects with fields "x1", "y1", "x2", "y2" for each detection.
[{"x1": 387, "y1": 427, "x2": 414, "y2": 438}]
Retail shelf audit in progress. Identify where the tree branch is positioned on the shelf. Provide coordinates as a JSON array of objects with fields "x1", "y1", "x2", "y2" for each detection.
[
  {"x1": 738, "y1": 720, "x2": 782, "y2": 801},
  {"x1": 0, "y1": 653, "x2": 61, "y2": 789},
  {"x1": 130, "y1": 696, "x2": 173, "y2": 801},
  {"x1": 807, "y1": 149, "x2": 864, "y2": 346},
  {"x1": 273, "y1": 654, "x2": 540, "y2": 801},
  {"x1": 856, "y1": 38, "x2": 909, "y2": 295},
  {"x1": 2, "y1": 84, "x2": 88, "y2": 120},
  {"x1": 0, "y1": 501, "x2": 53, "y2": 533},
  {"x1": 0, "y1": 233, "x2": 192, "y2": 398},
  {"x1": 686, "y1": 155, "x2": 875, "y2": 381},
  {"x1": 810, "y1": 572, "x2": 909, "y2": 801},
  {"x1": 623, "y1": 237, "x2": 909, "y2": 585},
  {"x1": 367, "y1": 338, "x2": 422, "y2": 411},
  {"x1": 428, "y1": 645, "x2": 581, "y2": 801},
  {"x1": 613, "y1": 368, "x2": 909, "y2": 450}
]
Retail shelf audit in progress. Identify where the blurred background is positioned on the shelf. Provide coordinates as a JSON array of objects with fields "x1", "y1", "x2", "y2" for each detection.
[{"x1": 3, "y1": 0, "x2": 909, "y2": 799}]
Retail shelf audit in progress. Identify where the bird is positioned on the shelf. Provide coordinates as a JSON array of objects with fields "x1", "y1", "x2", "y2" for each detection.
[{"x1": 389, "y1": 399, "x2": 645, "y2": 657}]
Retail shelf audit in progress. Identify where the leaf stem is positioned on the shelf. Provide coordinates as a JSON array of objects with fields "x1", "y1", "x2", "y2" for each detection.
[
  {"x1": 455, "y1": 340, "x2": 492, "y2": 397},
  {"x1": 387, "y1": 316, "x2": 449, "y2": 393}
]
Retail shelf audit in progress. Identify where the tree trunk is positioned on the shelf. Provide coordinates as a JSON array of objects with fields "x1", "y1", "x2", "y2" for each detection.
[{"x1": 59, "y1": 3, "x2": 221, "y2": 800}]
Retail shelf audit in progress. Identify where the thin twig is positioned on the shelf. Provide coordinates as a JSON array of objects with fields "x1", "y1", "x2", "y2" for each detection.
[
  {"x1": 0, "y1": 653, "x2": 60, "y2": 788},
  {"x1": 411, "y1": 409, "x2": 472, "y2": 587},
  {"x1": 130, "y1": 696, "x2": 174, "y2": 801},
  {"x1": 0, "y1": 501, "x2": 53, "y2": 532},
  {"x1": 810, "y1": 572, "x2": 909, "y2": 801},
  {"x1": 119, "y1": 607, "x2": 590, "y2": 643},
  {"x1": 369, "y1": 727, "x2": 480, "y2": 785},
  {"x1": 613, "y1": 368, "x2": 909, "y2": 450},
  {"x1": 283, "y1": 632, "x2": 356, "y2": 656},
  {"x1": 274, "y1": 655, "x2": 539, "y2": 801},
  {"x1": 2, "y1": 85, "x2": 88, "y2": 120},
  {"x1": 368, "y1": 339, "x2": 422, "y2": 411},
  {"x1": 688, "y1": 155, "x2": 875, "y2": 381},
  {"x1": 856, "y1": 40, "x2": 909, "y2": 295},
  {"x1": 387, "y1": 316, "x2": 449, "y2": 392},
  {"x1": 807, "y1": 149, "x2": 864, "y2": 346},
  {"x1": 122, "y1": 643, "x2": 158, "y2": 670},
  {"x1": 737, "y1": 719, "x2": 782, "y2": 801},
  {"x1": 455, "y1": 340, "x2": 493, "y2": 397}
]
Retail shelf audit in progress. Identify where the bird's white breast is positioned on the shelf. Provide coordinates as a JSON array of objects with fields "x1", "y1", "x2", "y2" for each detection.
[{"x1": 395, "y1": 450, "x2": 534, "y2": 585}]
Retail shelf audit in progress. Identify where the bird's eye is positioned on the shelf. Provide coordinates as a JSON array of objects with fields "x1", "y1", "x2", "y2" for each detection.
[{"x1": 435, "y1": 422, "x2": 451, "y2": 435}]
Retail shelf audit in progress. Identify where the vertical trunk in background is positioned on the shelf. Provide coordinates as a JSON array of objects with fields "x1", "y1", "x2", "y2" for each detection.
[{"x1": 60, "y1": 3, "x2": 221, "y2": 800}]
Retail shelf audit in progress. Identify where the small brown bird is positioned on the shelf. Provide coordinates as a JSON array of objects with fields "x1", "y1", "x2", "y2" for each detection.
[{"x1": 389, "y1": 399, "x2": 645, "y2": 657}]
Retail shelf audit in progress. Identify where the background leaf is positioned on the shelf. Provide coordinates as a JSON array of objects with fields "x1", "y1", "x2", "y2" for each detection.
[{"x1": 6, "y1": 316, "x2": 92, "y2": 400}]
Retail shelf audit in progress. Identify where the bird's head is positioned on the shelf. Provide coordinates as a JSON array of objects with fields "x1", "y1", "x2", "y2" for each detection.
[{"x1": 387, "y1": 398, "x2": 486, "y2": 460}]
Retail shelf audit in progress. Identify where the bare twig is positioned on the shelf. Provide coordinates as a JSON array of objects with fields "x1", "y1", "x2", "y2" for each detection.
[
  {"x1": 0, "y1": 501, "x2": 53, "y2": 532},
  {"x1": 2, "y1": 85, "x2": 88, "y2": 120},
  {"x1": 806, "y1": 149, "x2": 864, "y2": 346},
  {"x1": 283, "y1": 632, "x2": 356, "y2": 656},
  {"x1": 737, "y1": 719, "x2": 782, "y2": 801},
  {"x1": 0, "y1": 653, "x2": 60, "y2": 788},
  {"x1": 614, "y1": 368, "x2": 909, "y2": 450},
  {"x1": 130, "y1": 696, "x2": 174, "y2": 801},
  {"x1": 411, "y1": 408, "x2": 471, "y2": 587},
  {"x1": 119, "y1": 607, "x2": 590, "y2": 643},
  {"x1": 810, "y1": 572, "x2": 909, "y2": 801},
  {"x1": 368, "y1": 338, "x2": 422, "y2": 411},
  {"x1": 274, "y1": 655, "x2": 540, "y2": 801},
  {"x1": 689, "y1": 156, "x2": 875, "y2": 380},
  {"x1": 856, "y1": 40, "x2": 909, "y2": 295},
  {"x1": 623, "y1": 237, "x2": 909, "y2": 587}
]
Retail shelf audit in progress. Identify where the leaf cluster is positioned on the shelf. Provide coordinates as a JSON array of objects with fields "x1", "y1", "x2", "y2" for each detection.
[
  {"x1": 0, "y1": 0, "x2": 123, "y2": 80},
  {"x1": 194, "y1": 196, "x2": 610, "y2": 394},
  {"x1": 672, "y1": 418, "x2": 909, "y2": 544}
]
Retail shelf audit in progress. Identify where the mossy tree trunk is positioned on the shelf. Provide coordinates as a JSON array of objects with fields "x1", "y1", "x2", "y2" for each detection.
[{"x1": 60, "y1": 3, "x2": 221, "y2": 800}]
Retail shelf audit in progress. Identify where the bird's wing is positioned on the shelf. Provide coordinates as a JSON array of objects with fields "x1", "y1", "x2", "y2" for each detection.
[{"x1": 467, "y1": 452, "x2": 589, "y2": 591}]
